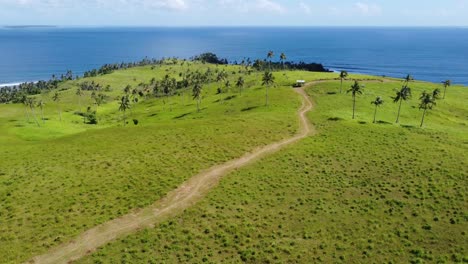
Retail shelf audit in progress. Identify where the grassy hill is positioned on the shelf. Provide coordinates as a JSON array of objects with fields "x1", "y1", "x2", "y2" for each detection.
[{"x1": 0, "y1": 61, "x2": 467, "y2": 263}]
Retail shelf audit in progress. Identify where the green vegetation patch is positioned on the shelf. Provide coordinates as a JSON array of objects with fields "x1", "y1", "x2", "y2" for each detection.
[
  {"x1": 79, "y1": 79, "x2": 467, "y2": 263},
  {"x1": 0, "y1": 63, "x2": 305, "y2": 262}
]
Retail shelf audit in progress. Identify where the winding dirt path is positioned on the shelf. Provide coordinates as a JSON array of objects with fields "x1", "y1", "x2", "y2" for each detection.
[{"x1": 28, "y1": 86, "x2": 315, "y2": 264}]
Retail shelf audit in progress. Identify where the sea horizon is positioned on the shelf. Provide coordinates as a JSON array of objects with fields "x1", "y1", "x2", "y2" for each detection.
[{"x1": 1, "y1": 26, "x2": 467, "y2": 85}]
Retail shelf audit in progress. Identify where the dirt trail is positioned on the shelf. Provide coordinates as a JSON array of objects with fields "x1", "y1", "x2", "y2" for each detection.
[{"x1": 28, "y1": 86, "x2": 315, "y2": 264}]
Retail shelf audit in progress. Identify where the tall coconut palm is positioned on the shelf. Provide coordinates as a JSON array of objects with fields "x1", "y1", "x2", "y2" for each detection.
[
  {"x1": 347, "y1": 81, "x2": 364, "y2": 119},
  {"x1": 19, "y1": 94, "x2": 30, "y2": 122},
  {"x1": 267, "y1": 51, "x2": 274, "y2": 71},
  {"x1": 339, "y1": 71, "x2": 348, "y2": 94},
  {"x1": 419, "y1": 91, "x2": 437, "y2": 127},
  {"x1": 432, "y1": 88, "x2": 441, "y2": 100},
  {"x1": 161, "y1": 75, "x2": 175, "y2": 110},
  {"x1": 392, "y1": 85, "x2": 412, "y2": 124},
  {"x1": 37, "y1": 99, "x2": 46, "y2": 124},
  {"x1": 403, "y1": 74, "x2": 414, "y2": 85},
  {"x1": 442, "y1": 80, "x2": 451, "y2": 99},
  {"x1": 94, "y1": 93, "x2": 106, "y2": 113},
  {"x1": 236, "y1": 76, "x2": 245, "y2": 95},
  {"x1": 26, "y1": 97, "x2": 40, "y2": 126},
  {"x1": 123, "y1": 85, "x2": 132, "y2": 95},
  {"x1": 280, "y1": 53, "x2": 287, "y2": 70},
  {"x1": 225, "y1": 80, "x2": 231, "y2": 93},
  {"x1": 192, "y1": 81, "x2": 203, "y2": 112},
  {"x1": 76, "y1": 88, "x2": 85, "y2": 123},
  {"x1": 118, "y1": 95, "x2": 130, "y2": 126},
  {"x1": 262, "y1": 71, "x2": 275, "y2": 106},
  {"x1": 371, "y1": 96, "x2": 384, "y2": 123},
  {"x1": 76, "y1": 87, "x2": 83, "y2": 111},
  {"x1": 52, "y1": 91, "x2": 62, "y2": 121}
]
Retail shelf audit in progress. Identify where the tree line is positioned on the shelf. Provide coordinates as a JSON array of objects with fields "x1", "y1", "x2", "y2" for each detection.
[{"x1": 342, "y1": 71, "x2": 452, "y2": 127}]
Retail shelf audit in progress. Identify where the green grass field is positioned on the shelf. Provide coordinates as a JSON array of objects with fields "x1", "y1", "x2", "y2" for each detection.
[
  {"x1": 78, "y1": 78, "x2": 467, "y2": 263},
  {"x1": 1, "y1": 62, "x2": 467, "y2": 263},
  {"x1": 0, "y1": 62, "x2": 307, "y2": 263}
]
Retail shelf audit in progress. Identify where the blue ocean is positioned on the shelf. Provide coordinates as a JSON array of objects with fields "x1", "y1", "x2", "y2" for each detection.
[{"x1": 0, "y1": 27, "x2": 467, "y2": 85}]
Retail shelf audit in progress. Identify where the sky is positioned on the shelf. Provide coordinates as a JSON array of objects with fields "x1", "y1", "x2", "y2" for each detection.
[{"x1": 0, "y1": 0, "x2": 467, "y2": 27}]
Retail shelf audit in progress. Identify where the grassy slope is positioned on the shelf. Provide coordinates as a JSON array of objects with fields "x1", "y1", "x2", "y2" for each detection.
[
  {"x1": 0, "y1": 63, "x2": 314, "y2": 263},
  {"x1": 79, "y1": 79, "x2": 467, "y2": 263}
]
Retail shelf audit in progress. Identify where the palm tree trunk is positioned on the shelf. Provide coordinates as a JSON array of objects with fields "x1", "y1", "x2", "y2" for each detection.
[
  {"x1": 373, "y1": 105, "x2": 378, "y2": 123},
  {"x1": 197, "y1": 96, "x2": 201, "y2": 112},
  {"x1": 24, "y1": 107, "x2": 30, "y2": 123},
  {"x1": 420, "y1": 108, "x2": 427, "y2": 127},
  {"x1": 396, "y1": 99, "x2": 403, "y2": 123},
  {"x1": 123, "y1": 111, "x2": 126, "y2": 126},
  {"x1": 41, "y1": 107, "x2": 45, "y2": 124},
  {"x1": 352, "y1": 95, "x2": 356, "y2": 119},
  {"x1": 265, "y1": 86, "x2": 269, "y2": 106},
  {"x1": 443, "y1": 86, "x2": 447, "y2": 99},
  {"x1": 340, "y1": 79, "x2": 343, "y2": 94},
  {"x1": 30, "y1": 107, "x2": 40, "y2": 127}
]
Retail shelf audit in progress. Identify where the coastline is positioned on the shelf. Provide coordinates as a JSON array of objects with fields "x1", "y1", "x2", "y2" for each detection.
[{"x1": 0, "y1": 82, "x2": 23, "y2": 88}]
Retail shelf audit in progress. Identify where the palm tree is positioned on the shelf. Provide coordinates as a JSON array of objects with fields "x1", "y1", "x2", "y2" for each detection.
[
  {"x1": 52, "y1": 91, "x2": 62, "y2": 121},
  {"x1": 19, "y1": 94, "x2": 30, "y2": 122},
  {"x1": 339, "y1": 71, "x2": 348, "y2": 94},
  {"x1": 432, "y1": 88, "x2": 441, "y2": 100},
  {"x1": 37, "y1": 99, "x2": 46, "y2": 124},
  {"x1": 419, "y1": 91, "x2": 437, "y2": 127},
  {"x1": 442, "y1": 80, "x2": 451, "y2": 99},
  {"x1": 123, "y1": 85, "x2": 132, "y2": 95},
  {"x1": 26, "y1": 97, "x2": 40, "y2": 126},
  {"x1": 161, "y1": 75, "x2": 174, "y2": 109},
  {"x1": 216, "y1": 70, "x2": 227, "y2": 83},
  {"x1": 225, "y1": 80, "x2": 231, "y2": 93},
  {"x1": 76, "y1": 88, "x2": 85, "y2": 123},
  {"x1": 118, "y1": 95, "x2": 130, "y2": 126},
  {"x1": 267, "y1": 51, "x2": 274, "y2": 71},
  {"x1": 236, "y1": 76, "x2": 245, "y2": 95},
  {"x1": 94, "y1": 93, "x2": 106, "y2": 113},
  {"x1": 403, "y1": 74, "x2": 414, "y2": 85},
  {"x1": 392, "y1": 85, "x2": 412, "y2": 124},
  {"x1": 262, "y1": 71, "x2": 275, "y2": 106},
  {"x1": 76, "y1": 87, "x2": 83, "y2": 111},
  {"x1": 192, "y1": 81, "x2": 202, "y2": 112},
  {"x1": 371, "y1": 96, "x2": 384, "y2": 123},
  {"x1": 280, "y1": 53, "x2": 287, "y2": 70},
  {"x1": 347, "y1": 81, "x2": 364, "y2": 119}
]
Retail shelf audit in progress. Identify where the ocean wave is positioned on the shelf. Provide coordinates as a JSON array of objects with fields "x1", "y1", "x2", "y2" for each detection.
[{"x1": 0, "y1": 82, "x2": 23, "y2": 88}]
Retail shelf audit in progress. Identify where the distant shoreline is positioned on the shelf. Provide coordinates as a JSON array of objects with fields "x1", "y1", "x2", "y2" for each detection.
[{"x1": 3, "y1": 25, "x2": 57, "y2": 29}]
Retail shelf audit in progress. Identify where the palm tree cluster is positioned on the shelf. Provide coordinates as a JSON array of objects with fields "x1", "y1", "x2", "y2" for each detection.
[{"x1": 344, "y1": 74, "x2": 446, "y2": 127}]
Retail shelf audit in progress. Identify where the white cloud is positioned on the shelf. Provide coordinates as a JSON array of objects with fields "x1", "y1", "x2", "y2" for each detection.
[
  {"x1": 143, "y1": 0, "x2": 188, "y2": 11},
  {"x1": 256, "y1": 0, "x2": 285, "y2": 13},
  {"x1": 299, "y1": 1, "x2": 311, "y2": 15},
  {"x1": 0, "y1": 0, "x2": 189, "y2": 12},
  {"x1": 218, "y1": 0, "x2": 286, "y2": 14},
  {"x1": 354, "y1": 2, "x2": 382, "y2": 16}
]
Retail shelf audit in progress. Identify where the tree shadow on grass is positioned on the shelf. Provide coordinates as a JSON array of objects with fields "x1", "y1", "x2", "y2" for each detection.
[
  {"x1": 174, "y1": 112, "x2": 192, "y2": 119},
  {"x1": 214, "y1": 95, "x2": 237, "y2": 103},
  {"x1": 376, "y1": 120, "x2": 392, "y2": 125},
  {"x1": 401, "y1": 124, "x2": 416, "y2": 129},
  {"x1": 358, "y1": 121, "x2": 367, "y2": 125},
  {"x1": 224, "y1": 95, "x2": 237, "y2": 101},
  {"x1": 328, "y1": 117, "x2": 343, "y2": 121},
  {"x1": 241, "y1": 106, "x2": 260, "y2": 112}
]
